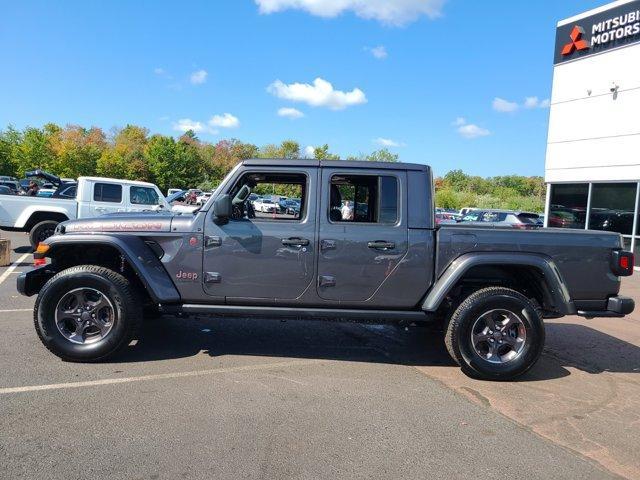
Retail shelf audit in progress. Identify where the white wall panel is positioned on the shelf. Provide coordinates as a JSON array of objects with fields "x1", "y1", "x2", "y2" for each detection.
[
  {"x1": 550, "y1": 44, "x2": 640, "y2": 103},
  {"x1": 546, "y1": 134, "x2": 640, "y2": 182}
]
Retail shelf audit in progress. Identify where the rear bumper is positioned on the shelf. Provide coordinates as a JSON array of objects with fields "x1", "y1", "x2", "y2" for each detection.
[
  {"x1": 577, "y1": 296, "x2": 635, "y2": 318},
  {"x1": 16, "y1": 266, "x2": 55, "y2": 297}
]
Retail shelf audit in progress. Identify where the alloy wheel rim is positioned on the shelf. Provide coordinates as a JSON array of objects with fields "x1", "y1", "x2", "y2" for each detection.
[
  {"x1": 470, "y1": 308, "x2": 527, "y2": 364},
  {"x1": 54, "y1": 287, "x2": 115, "y2": 345}
]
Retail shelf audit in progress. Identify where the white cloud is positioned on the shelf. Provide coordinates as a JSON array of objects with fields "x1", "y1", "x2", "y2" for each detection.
[
  {"x1": 255, "y1": 0, "x2": 445, "y2": 26},
  {"x1": 267, "y1": 77, "x2": 367, "y2": 110},
  {"x1": 453, "y1": 118, "x2": 490, "y2": 139},
  {"x1": 367, "y1": 45, "x2": 388, "y2": 59},
  {"x1": 172, "y1": 119, "x2": 206, "y2": 133},
  {"x1": 492, "y1": 97, "x2": 519, "y2": 113},
  {"x1": 493, "y1": 96, "x2": 551, "y2": 112},
  {"x1": 209, "y1": 113, "x2": 240, "y2": 128},
  {"x1": 154, "y1": 67, "x2": 165, "y2": 75},
  {"x1": 190, "y1": 69, "x2": 208, "y2": 85},
  {"x1": 277, "y1": 107, "x2": 305, "y2": 119},
  {"x1": 524, "y1": 96, "x2": 550, "y2": 109},
  {"x1": 304, "y1": 145, "x2": 316, "y2": 158},
  {"x1": 374, "y1": 137, "x2": 404, "y2": 147}
]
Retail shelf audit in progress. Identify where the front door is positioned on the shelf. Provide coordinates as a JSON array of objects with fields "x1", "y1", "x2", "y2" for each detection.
[
  {"x1": 316, "y1": 168, "x2": 408, "y2": 302},
  {"x1": 202, "y1": 167, "x2": 317, "y2": 302}
]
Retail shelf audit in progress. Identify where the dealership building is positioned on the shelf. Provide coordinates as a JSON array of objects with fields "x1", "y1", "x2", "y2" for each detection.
[{"x1": 544, "y1": 0, "x2": 640, "y2": 265}]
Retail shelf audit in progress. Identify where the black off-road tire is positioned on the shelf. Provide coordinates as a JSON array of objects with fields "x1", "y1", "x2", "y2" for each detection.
[
  {"x1": 34, "y1": 265, "x2": 142, "y2": 362},
  {"x1": 29, "y1": 220, "x2": 59, "y2": 249},
  {"x1": 444, "y1": 287, "x2": 545, "y2": 381}
]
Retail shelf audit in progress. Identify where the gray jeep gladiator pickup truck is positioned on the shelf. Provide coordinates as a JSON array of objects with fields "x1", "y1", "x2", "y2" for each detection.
[{"x1": 18, "y1": 159, "x2": 635, "y2": 380}]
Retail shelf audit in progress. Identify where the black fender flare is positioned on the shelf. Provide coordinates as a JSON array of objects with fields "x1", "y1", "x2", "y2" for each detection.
[
  {"x1": 43, "y1": 234, "x2": 181, "y2": 303},
  {"x1": 422, "y1": 252, "x2": 576, "y2": 315}
]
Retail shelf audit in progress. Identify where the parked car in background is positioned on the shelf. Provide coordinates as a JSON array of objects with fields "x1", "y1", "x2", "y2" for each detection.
[
  {"x1": 461, "y1": 209, "x2": 541, "y2": 229},
  {"x1": 459, "y1": 207, "x2": 477, "y2": 217},
  {"x1": 589, "y1": 209, "x2": 634, "y2": 233},
  {"x1": 54, "y1": 183, "x2": 77, "y2": 199},
  {"x1": 0, "y1": 185, "x2": 15, "y2": 195},
  {"x1": 166, "y1": 190, "x2": 198, "y2": 214},
  {"x1": 548, "y1": 206, "x2": 584, "y2": 228},
  {"x1": 0, "y1": 176, "x2": 169, "y2": 247},
  {"x1": 36, "y1": 189, "x2": 55, "y2": 197},
  {"x1": 196, "y1": 192, "x2": 212, "y2": 205},
  {"x1": 287, "y1": 199, "x2": 301, "y2": 215},
  {"x1": 0, "y1": 180, "x2": 22, "y2": 194},
  {"x1": 253, "y1": 198, "x2": 277, "y2": 213},
  {"x1": 167, "y1": 188, "x2": 182, "y2": 196},
  {"x1": 435, "y1": 212, "x2": 458, "y2": 225}
]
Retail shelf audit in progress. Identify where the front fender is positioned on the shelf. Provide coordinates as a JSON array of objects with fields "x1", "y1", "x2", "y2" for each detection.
[
  {"x1": 35, "y1": 234, "x2": 181, "y2": 303},
  {"x1": 421, "y1": 252, "x2": 576, "y2": 315}
]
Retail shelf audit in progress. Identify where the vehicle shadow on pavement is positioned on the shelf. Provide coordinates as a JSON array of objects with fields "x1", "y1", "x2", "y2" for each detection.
[
  {"x1": 106, "y1": 317, "x2": 640, "y2": 381},
  {"x1": 537, "y1": 322, "x2": 640, "y2": 375},
  {"x1": 109, "y1": 315, "x2": 460, "y2": 368},
  {"x1": 14, "y1": 246, "x2": 31, "y2": 254}
]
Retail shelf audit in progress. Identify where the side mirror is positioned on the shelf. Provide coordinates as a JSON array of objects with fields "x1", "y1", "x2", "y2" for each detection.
[{"x1": 213, "y1": 194, "x2": 232, "y2": 224}]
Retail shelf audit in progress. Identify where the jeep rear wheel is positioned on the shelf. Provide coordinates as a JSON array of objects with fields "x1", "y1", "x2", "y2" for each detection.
[
  {"x1": 34, "y1": 265, "x2": 142, "y2": 362},
  {"x1": 444, "y1": 287, "x2": 544, "y2": 381}
]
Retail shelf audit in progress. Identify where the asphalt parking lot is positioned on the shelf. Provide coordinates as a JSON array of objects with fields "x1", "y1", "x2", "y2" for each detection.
[{"x1": 1, "y1": 229, "x2": 639, "y2": 480}]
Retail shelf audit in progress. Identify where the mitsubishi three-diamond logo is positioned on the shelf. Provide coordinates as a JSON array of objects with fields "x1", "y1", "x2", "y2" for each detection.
[{"x1": 561, "y1": 25, "x2": 590, "y2": 55}]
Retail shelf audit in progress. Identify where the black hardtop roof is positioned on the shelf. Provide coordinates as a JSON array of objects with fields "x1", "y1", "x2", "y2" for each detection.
[{"x1": 241, "y1": 158, "x2": 429, "y2": 172}]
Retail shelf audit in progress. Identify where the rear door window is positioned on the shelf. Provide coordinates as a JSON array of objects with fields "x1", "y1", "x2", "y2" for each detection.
[
  {"x1": 93, "y1": 183, "x2": 122, "y2": 203},
  {"x1": 329, "y1": 174, "x2": 398, "y2": 224}
]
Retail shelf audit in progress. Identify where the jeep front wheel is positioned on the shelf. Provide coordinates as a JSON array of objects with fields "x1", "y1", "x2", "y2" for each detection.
[
  {"x1": 34, "y1": 265, "x2": 142, "y2": 362},
  {"x1": 444, "y1": 287, "x2": 545, "y2": 381}
]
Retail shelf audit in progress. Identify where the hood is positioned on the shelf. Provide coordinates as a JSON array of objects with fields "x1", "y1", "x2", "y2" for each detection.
[{"x1": 61, "y1": 213, "x2": 174, "y2": 234}]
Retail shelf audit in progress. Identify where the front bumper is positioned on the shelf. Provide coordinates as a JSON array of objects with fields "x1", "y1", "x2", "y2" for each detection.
[
  {"x1": 16, "y1": 266, "x2": 56, "y2": 297},
  {"x1": 577, "y1": 295, "x2": 635, "y2": 318}
]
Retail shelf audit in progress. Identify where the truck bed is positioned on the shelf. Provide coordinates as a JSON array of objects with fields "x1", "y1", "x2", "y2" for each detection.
[
  {"x1": 0, "y1": 195, "x2": 77, "y2": 229},
  {"x1": 436, "y1": 225, "x2": 623, "y2": 301}
]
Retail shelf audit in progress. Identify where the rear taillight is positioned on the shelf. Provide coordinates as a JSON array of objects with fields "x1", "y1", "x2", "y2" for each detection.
[{"x1": 611, "y1": 250, "x2": 634, "y2": 276}]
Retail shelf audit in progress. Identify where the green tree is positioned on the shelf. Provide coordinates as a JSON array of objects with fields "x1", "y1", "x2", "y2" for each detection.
[
  {"x1": 363, "y1": 148, "x2": 398, "y2": 162},
  {"x1": 313, "y1": 144, "x2": 340, "y2": 160}
]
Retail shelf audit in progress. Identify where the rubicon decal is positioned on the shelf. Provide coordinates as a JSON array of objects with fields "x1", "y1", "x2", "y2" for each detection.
[{"x1": 561, "y1": 26, "x2": 589, "y2": 55}]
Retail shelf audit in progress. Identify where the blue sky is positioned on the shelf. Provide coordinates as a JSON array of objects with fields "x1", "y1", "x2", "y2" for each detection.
[{"x1": 1, "y1": 0, "x2": 605, "y2": 177}]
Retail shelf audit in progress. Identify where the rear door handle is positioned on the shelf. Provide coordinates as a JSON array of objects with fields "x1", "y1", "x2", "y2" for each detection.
[
  {"x1": 367, "y1": 240, "x2": 395, "y2": 250},
  {"x1": 282, "y1": 237, "x2": 309, "y2": 247}
]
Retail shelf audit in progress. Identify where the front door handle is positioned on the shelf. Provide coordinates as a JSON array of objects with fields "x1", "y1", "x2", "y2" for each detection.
[
  {"x1": 282, "y1": 237, "x2": 309, "y2": 247},
  {"x1": 367, "y1": 240, "x2": 395, "y2": 250}
]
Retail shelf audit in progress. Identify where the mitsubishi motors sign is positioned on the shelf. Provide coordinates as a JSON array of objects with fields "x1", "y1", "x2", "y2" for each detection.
[{"x1": 554, "y1": 0, "x2": 640, "y2": 64}]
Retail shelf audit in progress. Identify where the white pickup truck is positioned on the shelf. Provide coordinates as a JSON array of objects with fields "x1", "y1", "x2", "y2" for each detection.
[{"x1": 0, "y1": 175, "x2": 169, "y2": 247}]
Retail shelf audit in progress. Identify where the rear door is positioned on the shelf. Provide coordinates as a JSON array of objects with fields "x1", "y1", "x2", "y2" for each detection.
[
  {"x1": 317, "y1": 168, "x2": 408, "y2": 302},
  {"x1": 85, "y1": 182, "x2": 124, "y2": 217}
]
